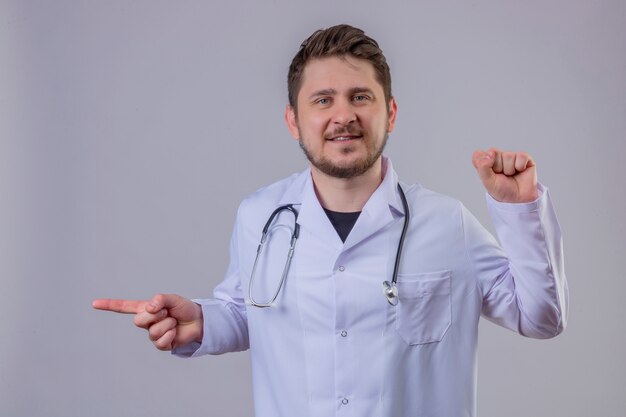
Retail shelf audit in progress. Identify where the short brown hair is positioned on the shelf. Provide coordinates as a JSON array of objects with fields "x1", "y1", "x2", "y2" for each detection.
[{"x1": 287, "y1": 24, "x2": 392, "y2": 110}]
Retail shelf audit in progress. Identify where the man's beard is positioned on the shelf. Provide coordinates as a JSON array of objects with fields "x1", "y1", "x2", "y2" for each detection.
[{"x1": 298, "y1": 128, "x2": 389, "y2": 179}]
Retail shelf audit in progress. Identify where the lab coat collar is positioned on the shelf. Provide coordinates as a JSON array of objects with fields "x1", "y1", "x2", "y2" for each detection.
[
  {"x1": 277, "y1": 156, "x2": 406, "y2": 251},
  {"x1": 342, "y1": 157, "x2": 405, "y2": 250},
  {"x1": 377, "y1": 156, "x2": 405, "y2": 215}
]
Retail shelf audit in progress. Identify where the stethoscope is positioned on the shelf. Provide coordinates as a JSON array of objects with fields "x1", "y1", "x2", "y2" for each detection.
[{"x1": 248, "y1": 183, "x2": 409, "y2": 308}]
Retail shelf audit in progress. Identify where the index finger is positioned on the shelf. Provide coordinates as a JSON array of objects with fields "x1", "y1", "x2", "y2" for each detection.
[{"x1": 92, "y1": 299, "x2": 147, "y2": 314}]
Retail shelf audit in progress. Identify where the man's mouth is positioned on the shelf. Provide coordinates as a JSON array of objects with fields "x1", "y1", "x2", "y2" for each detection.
[{"x1": 327, "y1": 135, "x2": 362, "y2": 142}]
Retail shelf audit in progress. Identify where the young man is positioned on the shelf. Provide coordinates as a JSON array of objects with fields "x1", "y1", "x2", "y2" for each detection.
[{"x1": 94, "y1": 24, "x2": 568, "y2": 416}]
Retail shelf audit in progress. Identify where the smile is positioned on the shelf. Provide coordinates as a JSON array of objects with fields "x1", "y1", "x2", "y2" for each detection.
[{"x1": 327, "y1": 135, "x2": 362, "y2": 142}]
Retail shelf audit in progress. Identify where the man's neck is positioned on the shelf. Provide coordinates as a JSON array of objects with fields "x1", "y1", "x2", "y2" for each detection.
[{"x1": 310, "y1": 158, "x2": 384, "y2": 212}]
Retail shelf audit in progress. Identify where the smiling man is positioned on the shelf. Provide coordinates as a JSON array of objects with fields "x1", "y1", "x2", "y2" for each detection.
[
  {"x1": 286, "y1": 54, "x2": 397, "y2": 214},
  {"x1": 93, "y1": 24, "x2": 568, "y2": 417},
  {"x1": 289, "y1": 55, "x2": 396, "y2": 179}
]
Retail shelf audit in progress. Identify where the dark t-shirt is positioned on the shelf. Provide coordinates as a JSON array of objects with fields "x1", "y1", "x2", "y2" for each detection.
[{"x1": 323, "y1": 208, "x2": 361, "y2": 242}]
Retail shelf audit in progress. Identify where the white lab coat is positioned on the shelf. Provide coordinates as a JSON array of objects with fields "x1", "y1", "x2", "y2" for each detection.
[{"x1": 175, "y1": 157, "x2": 568, "y2": 417}]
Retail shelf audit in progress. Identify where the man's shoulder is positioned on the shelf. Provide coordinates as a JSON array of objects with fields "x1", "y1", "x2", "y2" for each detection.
[
  {"x1": 238, "y1": 170, "x2": 306, "y2": 213},
  {"x1": 404, "y1": 182, "x2": 463, "y2": 211}
]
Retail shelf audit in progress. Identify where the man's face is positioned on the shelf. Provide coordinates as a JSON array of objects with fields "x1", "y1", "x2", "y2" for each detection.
[{"x1": 286, "y1": 56, "x2": 397, "y2": 179}]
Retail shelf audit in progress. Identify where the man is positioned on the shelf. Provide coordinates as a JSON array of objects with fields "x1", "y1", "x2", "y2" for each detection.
[{"x1": 93, "y1": 24, "x2": 568, "y2": 416}]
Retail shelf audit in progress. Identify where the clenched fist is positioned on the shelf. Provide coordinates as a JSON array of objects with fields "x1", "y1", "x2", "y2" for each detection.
[{"x1": 472, "y1": 148, "x2": 538, "y2": 203}]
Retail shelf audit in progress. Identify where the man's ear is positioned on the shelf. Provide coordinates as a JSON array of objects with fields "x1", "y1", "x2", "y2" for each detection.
[
  {"x1": 285, "y1": 105, "x2": 300, "y2": 140},
  {"x1": 387, "y1": 97, "x2": 398, "y2": 133}
]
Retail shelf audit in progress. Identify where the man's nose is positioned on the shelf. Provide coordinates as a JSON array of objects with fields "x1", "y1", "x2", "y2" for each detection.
[{"x1": 331, "y1": 100, "x2": 357, "y2": 125}]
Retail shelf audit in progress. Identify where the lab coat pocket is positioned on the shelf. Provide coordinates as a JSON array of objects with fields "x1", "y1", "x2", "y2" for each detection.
[{"x1": 395, "y1": 271, "x2": 451, "y2": 345}]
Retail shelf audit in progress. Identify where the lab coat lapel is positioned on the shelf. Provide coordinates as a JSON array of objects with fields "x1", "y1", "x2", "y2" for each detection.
[
  {"x1": 342, "y1": 159, "x2": 405, "y2": 252},
  {"x1": 342, "y1": 191, "x2": 394, "y2": 252},
  {"x1": 278, "y1": 169, "x2": 344, "y2": 250},
  {"x1": 276, "y1": 158, "x2": 406, "y2": 252}
]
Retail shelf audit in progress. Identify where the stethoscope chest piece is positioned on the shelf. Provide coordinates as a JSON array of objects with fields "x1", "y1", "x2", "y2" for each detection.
[{"x1": 382, "y1": 280, "x2": 398, "y2": 306}]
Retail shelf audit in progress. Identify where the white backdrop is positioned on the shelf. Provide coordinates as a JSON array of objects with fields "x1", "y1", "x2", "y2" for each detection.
[{"x1": 1, "y1": 1, "x2": 625, "y2": 416}]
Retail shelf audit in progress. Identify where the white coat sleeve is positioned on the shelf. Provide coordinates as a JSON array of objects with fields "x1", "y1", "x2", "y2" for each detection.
[
  {"x1": 466, "y1": 184, "x2": 569, "y2": 338},
  {"x1": 173, "y1": 214, "x2": 250, "y2": 357}
]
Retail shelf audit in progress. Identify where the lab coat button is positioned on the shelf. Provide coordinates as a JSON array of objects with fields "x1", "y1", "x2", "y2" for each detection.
[
  {"x1": 341, "y1": 398, "x2": 349, "y2": 405},
  {"x1": 341, "y1": 330, "x2": 348, "y2": 337},
  {"x1": 338, "y1": 266, "x2": 345, "y2": 272}
]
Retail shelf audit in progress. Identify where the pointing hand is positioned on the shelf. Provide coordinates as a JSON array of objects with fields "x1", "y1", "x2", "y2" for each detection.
[{"x1": 92, "y1": 294, "x2": 203, "y2": 351}]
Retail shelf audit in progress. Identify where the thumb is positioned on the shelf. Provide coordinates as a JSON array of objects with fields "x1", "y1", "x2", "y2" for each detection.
[
  {"x1": 146, "y1": 293, "x2": 200, "y2": 324},
  {"x1": 472, "y1": 149, "x2": 497, "y2": 187},
  {"x1": 146, "y1": 293, "x2": 183, "y2": 314}
]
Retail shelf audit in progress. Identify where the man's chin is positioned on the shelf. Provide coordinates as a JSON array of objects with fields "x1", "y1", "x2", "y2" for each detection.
[
  {"x1": 299, "y1": 139, "x2": 384, "y2": 179},
  {"x1": 312, "y1": 157, "x2": 380, "y2": 179}
]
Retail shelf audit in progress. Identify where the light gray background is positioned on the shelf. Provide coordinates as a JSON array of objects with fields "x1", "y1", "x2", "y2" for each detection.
[{"x1": 1, "y1": 0, "x2": 625, "y2": 416}]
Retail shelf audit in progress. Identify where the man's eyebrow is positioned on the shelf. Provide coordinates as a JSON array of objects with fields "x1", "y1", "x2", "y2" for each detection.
[
  {"x1": 308, "y1": 88, "x2": 337, "y2": 99},
  {"x1": 308, "y1": 87, "x2": 376, "y2": 100},
  {"x1": 349, "y1": 87, "x2": 375, "y2": 96}
]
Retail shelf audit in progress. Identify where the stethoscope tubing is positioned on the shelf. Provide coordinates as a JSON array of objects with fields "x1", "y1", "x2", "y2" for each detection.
[
  {"x1": 248, "y1": 184, "x2": 409, "y2": 307},
  {"x1": 392, "y1": 183, "x2": 410, "y2": 287},
  {"x1": 248, "y1": 204, "x2": 299, "y2": 308},
  {"x1": 383, "y1": 183, "x2": 410, "y2": 305}
]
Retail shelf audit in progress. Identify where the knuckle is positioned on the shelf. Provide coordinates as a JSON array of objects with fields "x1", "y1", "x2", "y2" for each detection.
[
  {"x1": 155, "y1": 309, "x2": 166, "y2": 320},
  {"x1": 133, "y1": 313, "x2": 146, "y2": 328},
  {"x1": 154, "y1": 330, "x2": 175, "y2": 351},
  {"x1": 153, "y1": 341, "x2": 167, "y2": 351},
  {"x1": 148, "y1": 326, "x2": 161, "y2": 341},
  {"x1": 154, "y1": 340, "x2": 170, "y2": 351},
  {"x1": 151, "y1": 293, "x2": 163, "y2": 306}
]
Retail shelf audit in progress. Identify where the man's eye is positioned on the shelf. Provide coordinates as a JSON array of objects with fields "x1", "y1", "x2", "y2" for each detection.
[
  {"x1": 353, "y1": 95, "x2": 369, "y2": 102},
  {"x1": 316, "y1": 98, "x2": 330, "y2": 105}
]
